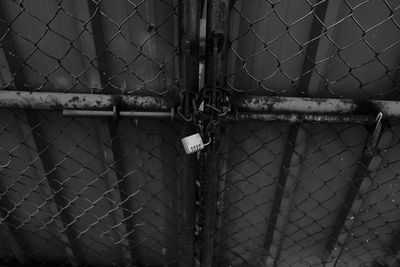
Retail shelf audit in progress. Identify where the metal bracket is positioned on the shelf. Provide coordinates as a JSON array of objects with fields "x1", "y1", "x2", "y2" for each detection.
[{"x1": 366, "y1": 111, "x2": 383, "y2": 156}]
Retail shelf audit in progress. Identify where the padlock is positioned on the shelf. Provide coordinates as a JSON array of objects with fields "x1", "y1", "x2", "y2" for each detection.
[{"x1": 181, "y1": 133, "x2": 207, "y2": 154}]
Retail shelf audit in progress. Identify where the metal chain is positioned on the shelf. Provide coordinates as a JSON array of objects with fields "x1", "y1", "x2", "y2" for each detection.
[{"x1": 177, "y1": 32, "x2": 231, "y2": 141}]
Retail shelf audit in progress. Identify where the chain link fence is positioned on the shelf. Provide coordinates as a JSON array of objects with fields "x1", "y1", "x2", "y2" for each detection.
[
  {"x1": 0, "y1": 109, "x2": 186, "y2": 266},
  {"x1": 0, "y1": 1, "x2": 186, "y2": 265},
  {"x1": 215, "y1": 121, "x2": 400, "y2": 266},
  {"x1": 226, "y1": 0, "x2": 400, "y2": 99},
  {"x1": 1, "y1": 0, "x2": 400, "y2": 266},
  {"x1": 0, "y1": 0, "x2": 178, "y2": 95},
  {"x1": 211, "y1": 1, "x2": 400, "y2": 265}
]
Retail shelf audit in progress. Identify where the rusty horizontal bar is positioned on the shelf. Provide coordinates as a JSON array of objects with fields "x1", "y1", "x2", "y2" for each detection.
[
  {"x1": 0, "y1": 91, "x2": 173, "y2": 111},
  {"x1": 3, "y1": 91, "x2": 400, "y2": 122},
  {"x1": 62, "y1": 109, "x2": 375, "y2": 124},
  {"x1": 178, "y1": 0, "x2": 201, "y2": 264},
  {"x1": 231, "y1": 113, "x2": 375, "y2": 124},
  {"x1": 233, "y1": 95, "x2": 400, "y2": 117}
]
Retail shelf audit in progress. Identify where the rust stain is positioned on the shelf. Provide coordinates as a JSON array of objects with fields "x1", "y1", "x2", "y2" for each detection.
[{"x1": 70, "y1": 96, "x2": 80, "y2": 102}]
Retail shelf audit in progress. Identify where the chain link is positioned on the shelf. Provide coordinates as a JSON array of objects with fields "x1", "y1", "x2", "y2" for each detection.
[{"x1": 1, "y1": 0, "x2": 400, "y2": 266}]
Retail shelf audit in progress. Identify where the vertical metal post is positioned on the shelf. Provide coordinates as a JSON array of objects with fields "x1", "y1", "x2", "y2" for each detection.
[
  {"x1": 200, "y1": 0, "x2": 229, "y2": 266},
  {"x1": 178, "y1": 1, "x2": 201, "y2": 266},
  {"x1": 179, "y1": 0, "x2": 201, "y2": 114},
  {"x1": 201, "y1": 143, "x2": 220, "y2": 267},
  {"x1": 204, "y1": 0, "x2": 229, "y2": 88}
]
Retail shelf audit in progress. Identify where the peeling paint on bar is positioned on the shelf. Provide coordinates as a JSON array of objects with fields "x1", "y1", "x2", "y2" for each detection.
[
  {"x1": 233, "y1": 95, "x2": 400, "y2": 117},
  {"x1": 231, "y1": 113, "x2": 375, "y2": 124},
  {"x1": 3, "y1": 91, "x2": 400, "y2": 122},
  {"x1": 0, "y1": 91, "x2": 174, "y2": 111},
  {"x1": 62, "y1": 109, "x2": 376, "y2": 124}
]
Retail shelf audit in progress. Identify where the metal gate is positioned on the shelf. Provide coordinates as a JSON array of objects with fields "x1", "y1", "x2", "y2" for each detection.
[{"x1": 1, "y1": 0, "x2": 400, "y2": 266}]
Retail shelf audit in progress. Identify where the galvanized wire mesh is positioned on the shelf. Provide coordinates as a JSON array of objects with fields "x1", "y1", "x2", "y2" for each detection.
[
  {"x1": 2, "y1": 0, "x2": 400, "y2": 266},
  {"x1": 0, "y1": 0, "x2": 178, "y2": 95},
  {"x1": 214, "y1": 121, "x2": 400, "y2": 266},
  {"x1": 0, "y1": 109, "x2": 185, "y2": 266},
  {"x1": 226, "y1": 0, "x2": 400, "y2": 99}
]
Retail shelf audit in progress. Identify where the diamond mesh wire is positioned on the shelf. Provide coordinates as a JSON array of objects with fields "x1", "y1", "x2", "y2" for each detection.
[
  {"x1": 0, "y1": 0, "x2": 178, "y2": 95},
  {"x1": 226, "y1": 0, "x2": 400, "y2": 99},
  {"x1": 2, "y1": 0, "x2": 400, "y2": 266},
  {"x1": 0, "y1": 109, "x2": 184, "y2": 266},
  {"x1": 214, "y1": 121, "x2": 400, "y2": 266}
]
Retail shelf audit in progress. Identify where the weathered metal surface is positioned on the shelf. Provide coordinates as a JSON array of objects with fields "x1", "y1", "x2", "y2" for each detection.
[
  {"x1": 200, "y1": 147, "x2": 220, "y2": 267},
  {"x1": 63, "y1": 109, "x2": 376, "y2": 124},
  {"x1": 233, "y1": 109, "x2": 375, "y2": 124},
  {"x1": 62, "y1": 109, "x2": 376, "y2": 124},
  {"x1": 233, "y1": 95, "x2": 400, "y2": 117},
  {"x1": 5, "y1": 91, "x2": 400, "y2": 122},
  {"x1": 179, "y1": 124, "x2": 199, "y2": 267},
  {"x1": 200, "y1": 0, "x2": 230, "y2": 265},
  {"x1": 178, "y1": 0, "x2": 201, "y2": 265},
  {"x1": 0, "y1": 91, "x2": 174, "y2": 111}
]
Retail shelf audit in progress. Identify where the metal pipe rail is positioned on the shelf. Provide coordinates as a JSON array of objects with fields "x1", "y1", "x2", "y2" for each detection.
[
  {"x1": 62, "y1": 110, "x2": 175, "y2": 120},
  {"x1": 62, "y1": 109, "x2": 375, "y2": 124},
  {"x1": 0, "y1": 91, "x2": 173, "y2": 111},
  {"x1": 1, "y1": 91, "x2": 399, "y2": 123}
]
